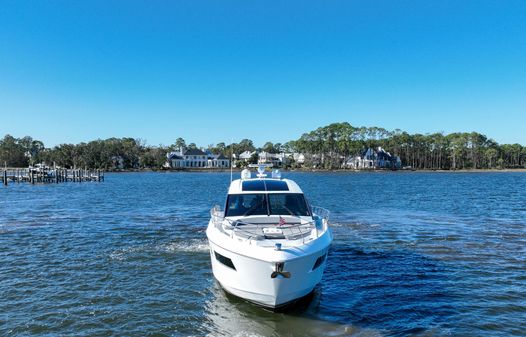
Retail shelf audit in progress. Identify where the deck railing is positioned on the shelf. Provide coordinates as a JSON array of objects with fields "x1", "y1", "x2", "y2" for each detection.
[{"x1": 210, "y1": 205, "x2": 330, "y2": 242}]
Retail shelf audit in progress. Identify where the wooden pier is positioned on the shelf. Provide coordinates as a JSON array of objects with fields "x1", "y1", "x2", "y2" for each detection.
[{"x1": 1, "y1": 168, "x2": 104, "y2": 186}]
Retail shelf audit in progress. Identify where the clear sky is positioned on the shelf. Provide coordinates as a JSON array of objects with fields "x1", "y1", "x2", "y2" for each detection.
[{"x1": 1, "y1": 1, "x2": 525, "y2": 147}]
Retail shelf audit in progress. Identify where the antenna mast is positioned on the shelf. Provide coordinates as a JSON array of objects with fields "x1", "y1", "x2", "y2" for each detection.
[{"x1": 230, "y1": 139, "x2": 233, "y2": 182}]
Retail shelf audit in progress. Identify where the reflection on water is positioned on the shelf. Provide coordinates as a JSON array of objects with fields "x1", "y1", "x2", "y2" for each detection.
[
  {"x1": 203, "y1": 283, "x2": 383, "y2": 337},
  {"x1": 1, "y1": 172, "x2": 525, "y2": 336}
]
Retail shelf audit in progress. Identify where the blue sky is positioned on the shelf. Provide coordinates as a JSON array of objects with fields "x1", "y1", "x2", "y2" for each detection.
[{"x1": 1, "y1": 1, "x2": 525, "y2": 147}]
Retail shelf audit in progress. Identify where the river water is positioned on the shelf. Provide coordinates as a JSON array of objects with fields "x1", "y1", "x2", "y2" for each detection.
[{"x1": 1, "y1": 172, "x2": 525, "y2": 336}]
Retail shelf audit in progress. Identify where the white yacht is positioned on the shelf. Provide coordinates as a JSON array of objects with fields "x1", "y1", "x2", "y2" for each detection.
[{"x1": 206, "y1": 165, "x2": 333, "y2": 309}]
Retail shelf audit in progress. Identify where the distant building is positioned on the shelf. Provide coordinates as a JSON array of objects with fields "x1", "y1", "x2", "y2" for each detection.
[
  {"x1": 292, "y1": 153, "x2": 305, "y2": 165},
  {"x1": 345, "y1": 147, "x2": 401, "y2": 170},
  {"x1": 258, "y1": 151, "x2": 285, "y2": 167},
  {"x1": 167, "y1": 148, "x2": 230, "y2": 169},
  {"x1": 238, "y1": 151, "x2": 255, "y2": 162},
  {"x1": 168, "y1": 148, "x2": 207, "y2": 168},
  {"x1": 206, "y1": 153, "x2": 230, "y2": 168},
  {"x1": 111, "y1": 156, "x2": 125, "y2": 170}
]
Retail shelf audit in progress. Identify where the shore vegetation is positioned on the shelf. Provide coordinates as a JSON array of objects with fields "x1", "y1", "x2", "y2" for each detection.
[{"x1": 1, "y1": 123, "x2": 525, "y2": 171}]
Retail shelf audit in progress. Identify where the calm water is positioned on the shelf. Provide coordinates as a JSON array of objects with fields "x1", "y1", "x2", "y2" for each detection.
[{"x1": 1, "y1": 172, "x2": 525, "y2": 337}]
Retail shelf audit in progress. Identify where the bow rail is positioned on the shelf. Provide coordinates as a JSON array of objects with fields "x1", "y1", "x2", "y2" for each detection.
[{"x1": 210, "y1": 205, "x2": 330, "y2": 242}]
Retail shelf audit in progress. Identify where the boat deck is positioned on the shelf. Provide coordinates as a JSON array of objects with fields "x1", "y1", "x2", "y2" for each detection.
[
  {"x1": 210, "y1": 205, "x2": 329, "y2": 243},
  {"x1": 230, "y1": 222, "x2": 317, "y2": 241}
]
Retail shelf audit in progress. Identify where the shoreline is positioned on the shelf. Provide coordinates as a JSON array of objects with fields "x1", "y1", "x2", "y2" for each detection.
[{"x1": 105, "y1": 168, "x2": 526, "y2": 173}]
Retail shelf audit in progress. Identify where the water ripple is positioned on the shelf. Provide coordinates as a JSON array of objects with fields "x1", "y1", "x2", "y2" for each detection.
[{"x1": 1, "y1": 172, "x2": 525, "y2": 336}]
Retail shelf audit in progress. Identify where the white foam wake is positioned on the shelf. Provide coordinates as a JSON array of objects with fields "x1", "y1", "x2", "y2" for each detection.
[{"x1": 162, "y1": 239, "x2": 209, "y2": 253}]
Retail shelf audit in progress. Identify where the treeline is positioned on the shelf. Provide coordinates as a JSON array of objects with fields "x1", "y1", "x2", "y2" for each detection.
[
  {"x1": 0, "y1": 135, "x2": 261, "y2": 170},
  {"x1": 289, "y1": 122, "x2": 526, "y2": 170},
  {"x1": 0, "y1": 135, "x2": 164, "y2": 169},
  {"x1": 1, "y1": 122, "x2": 525, "y2": 170}
]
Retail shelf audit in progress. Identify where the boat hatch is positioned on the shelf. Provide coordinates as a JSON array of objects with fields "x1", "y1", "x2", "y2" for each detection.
[
  {"x1": 262, "y1": 227, "x2": 285, "y2": 239},
  {"x1": 242, "y1": 180, "x2": 289, "y2": 192},
  {"x1": 263, "y1": 227, "x2": 283, "y2": 235}
]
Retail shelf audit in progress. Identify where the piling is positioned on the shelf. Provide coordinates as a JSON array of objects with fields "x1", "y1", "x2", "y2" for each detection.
[{"x1": 0, "y1": 167, "x2": 103, "y2": 185}]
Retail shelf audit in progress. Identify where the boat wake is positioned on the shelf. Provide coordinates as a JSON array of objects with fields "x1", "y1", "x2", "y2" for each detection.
[
  {"x1": 162, "y1": 239, "x2": 209, "y2": 253},
  {"x1": 109, "y1": 239, "x2": 209, "y2": 261},
  {"x1": 109, "y1": 245, "x2": 146, "y2": 261}
]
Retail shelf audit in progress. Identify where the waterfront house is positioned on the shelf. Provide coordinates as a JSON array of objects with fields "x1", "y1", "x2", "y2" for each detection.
[
  {"x1": 167, "y1": 151, "x2": 183, "y2": 168},
  {"x1": 167, "y1": 148, "x2": 230, "y2": 169},
  {"x1": 168, "y1": 148, "x2": 208, "y2": 168},
  {"x1": 293, "y1": 153, "x2": 305, "y2": 165},
  {"x1": 238, "y1": 151, "x2": 256, "y2": 162},
  {"x1": 258, "y1": 151, "x2": 284, "y2": 167},
  {"x1": 345, "y1": 147, "x2": 401, "y2": 170},
  {"x1": 206, "y1": 153, "x2": 230, "y2": 168}
]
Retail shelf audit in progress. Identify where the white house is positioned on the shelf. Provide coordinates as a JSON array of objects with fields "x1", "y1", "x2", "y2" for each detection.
[
  {"x1": 168, "y1": 148, "x2": 230, "y2": 169},
  {"x1": 238, "y1": 151, "x2": 256, "y2": 162},
  {"x1": 258, "y1": 151, "x2": 284, "y2": 167},
  {"x1": 206, "y1": 153, "x2": 230, "y2": 168},
  {"x1": 168, "y1": 148, "x2": 208, "y2": 168},
  {"x1": 292, "y1": 153, "x2": 305, "y2": 165},
  {"x1": 276, "y1": 153, "x2": 291, "y2": 166}
]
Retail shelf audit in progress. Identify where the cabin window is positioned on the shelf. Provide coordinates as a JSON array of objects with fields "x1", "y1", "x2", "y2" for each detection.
[
  {"x1": 225, "y1": 194, "x2": 268, "y2": 217},
  {"x1": 268, "y1": 193, "x2": 310, "y2": 216}
]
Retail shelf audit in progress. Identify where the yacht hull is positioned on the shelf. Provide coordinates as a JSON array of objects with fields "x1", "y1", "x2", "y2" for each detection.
[{"x1": 207, "y1": 229, "x2": 332, "y2": 308}]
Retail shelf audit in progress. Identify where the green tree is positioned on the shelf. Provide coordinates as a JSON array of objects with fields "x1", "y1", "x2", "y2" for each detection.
[
  {"x1": 0, "y1": 135, "x2": 28, "y2": 167},
  {"x1": 173, "y1": 138, "x2": 186, "y2": 151},
  {"x1": 249, "y1": 152, "x2": 258, "y2": 164},
  {"x1": 262, "y1": 142, "x2": 276, "y2": 153}
]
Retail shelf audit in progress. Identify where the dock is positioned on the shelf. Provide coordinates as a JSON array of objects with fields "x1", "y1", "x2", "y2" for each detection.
[{"x1": 1, "y1": 168, "x2": 104, "y2": 186}]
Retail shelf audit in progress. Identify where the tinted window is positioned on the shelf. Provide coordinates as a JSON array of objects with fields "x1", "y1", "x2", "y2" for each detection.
[
  {"x1": 265, "y1": 180, "x2": 289, "y2": 191},
  {"x1": 242, "y1": 180, "x2": 289, "y2": 191},
  {"x1": 242, "y1": 180, "x2": 266, "y2": 191},
  {"x1": 225, "y1": 194, "x2": 268, "y2": 217},
  {"x1": 268, "y1": 193, "x2": 310, "y2": 216}
]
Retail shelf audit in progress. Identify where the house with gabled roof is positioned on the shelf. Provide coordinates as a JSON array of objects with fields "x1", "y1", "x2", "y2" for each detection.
[
  {"x1": 167, "y1": 147, "x2": 230, "y2": 169},
  {"x1": 207, "y1": 153, "x2": 230, "y2": 168},
  {"x1": 257, "y1": 151, "x2": 292, "y2": 167},
  {"x1": 345, "y1": 147, "x2": 401, "y2": 170},
  {"x1": 168, "y1": 147, "x2": 208, "y2": 168},
  {"x1": 238, "y1": 151, "x2": 255, "y2": 162}
]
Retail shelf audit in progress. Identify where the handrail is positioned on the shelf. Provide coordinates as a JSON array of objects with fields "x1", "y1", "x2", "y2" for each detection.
[
  {"x1": 210, "y1": 205, "x2": 330, "y2": 241},
  {"x1": 310, "y1": 206, "x2": 330, "y2": 221}
]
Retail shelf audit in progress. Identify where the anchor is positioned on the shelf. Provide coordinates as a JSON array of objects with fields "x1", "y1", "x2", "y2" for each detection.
[{"x1": 271, "y1": 262, "x2": 291, "y2": 279}]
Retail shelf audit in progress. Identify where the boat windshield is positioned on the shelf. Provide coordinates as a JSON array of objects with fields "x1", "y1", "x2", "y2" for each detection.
[
  {"x1": 225, "y1": 194, "x2": 268, "y2": 217},
  {"x1": 268, "y1": 193, "x2": 310, "y2": 216},
  {"x1": 225, "y1": 193, "x2": 310, "y2": 217}
]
